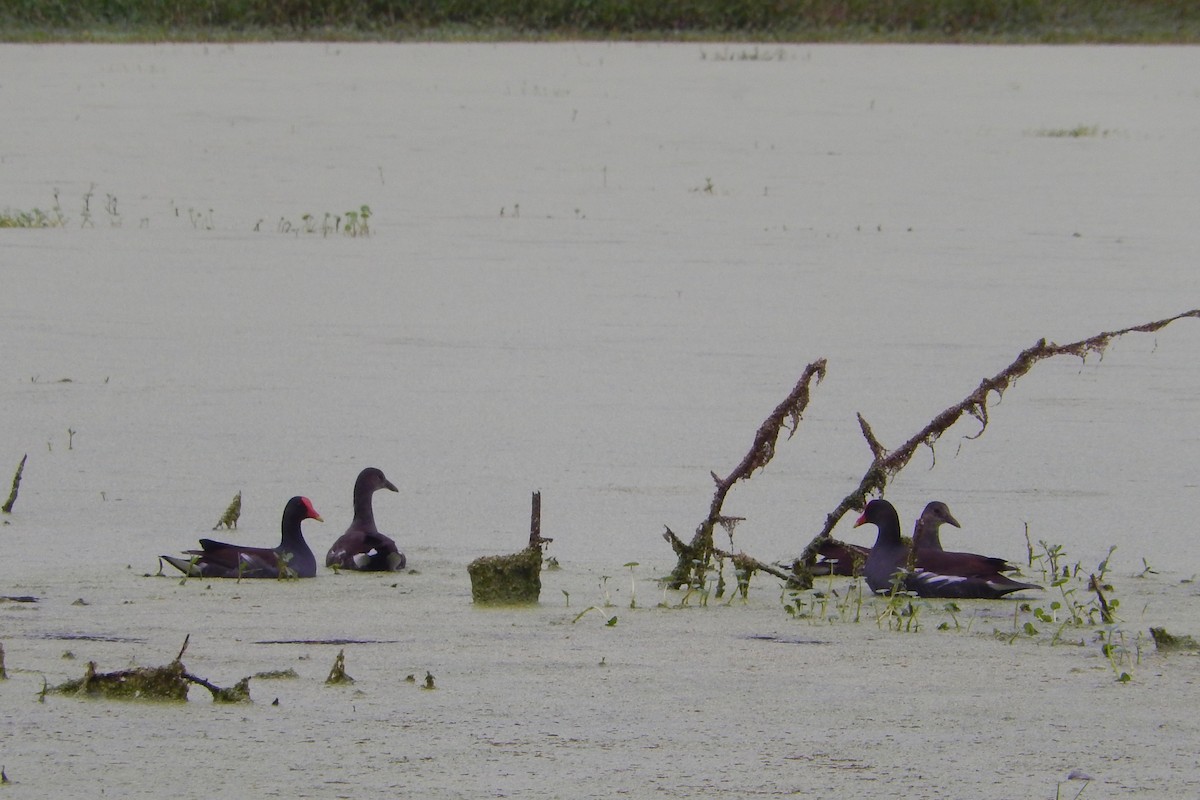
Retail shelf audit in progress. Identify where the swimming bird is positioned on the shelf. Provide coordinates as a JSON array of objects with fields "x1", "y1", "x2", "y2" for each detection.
[
  {"x1": 810, "y1": 499, "x2": 955, "y2": 576},
  {"x1": 325, "y1": 467, "x2": 406, "y2": 571},
  {"x1": 162, "y1": 496, "x2": 323, "y2": 578},
  {"x1": 856, "y1": 498, "x2": 1039, "y2": 599},
  {"x1": 811, "y1": 538, "x2": 870, "y2": 577},
  {"x1": 911, "y1": 500, "x2": 1024, "y2": 576},
  {"x1": 911, "y1": 501, "x2": 961, "y2": 551}
]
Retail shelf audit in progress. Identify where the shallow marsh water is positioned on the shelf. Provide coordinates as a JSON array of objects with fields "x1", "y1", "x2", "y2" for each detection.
[{"x1": 1, "y1": 43, "x2": 1199, "y2": 798}]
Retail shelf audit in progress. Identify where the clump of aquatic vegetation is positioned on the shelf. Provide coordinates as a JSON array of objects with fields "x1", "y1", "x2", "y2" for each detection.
[
  {"x1": 0, "y1": 190, "x2": 66, "y2": 228},
  {"x1": 2, "y1": 186, "x2": 376, "y2": 235},
  {"x1": 46, "y1": 635, "x2": 252, "y2": 702},
  {"x1": 3, "y1": 0, "x2": 1199, "y2": 43},
  {"x1": 1030, "y1": 124, "x2": 1109, "y2": 138},
  {"x1": 781, "y1": 538, "x2": 1144, "y2": 681},
  {"x1": 266, "y1": 205, "x2": 372, "y2": 237}
]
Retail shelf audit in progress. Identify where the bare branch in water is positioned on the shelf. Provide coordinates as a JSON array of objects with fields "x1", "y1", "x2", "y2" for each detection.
[
  {"x1": 665, "y1": 359, "x2": 826, "y2": 588},
  {"x1": 794, "y1": 308, "x2": 1200, "y2": 575}
]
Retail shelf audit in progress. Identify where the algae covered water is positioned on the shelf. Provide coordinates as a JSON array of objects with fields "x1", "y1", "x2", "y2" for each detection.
[{"x1": 1, "y1": 43, "x2": 1198, "y2": 798}]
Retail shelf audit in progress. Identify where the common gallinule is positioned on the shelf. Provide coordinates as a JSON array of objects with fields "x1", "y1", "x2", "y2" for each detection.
[
  {"x1": 163, "y1": 495, "x2": 322, "y2": 578},
  {"x1": 857, "y1": 498, "x2": 1039, "y2": 599},
  {"x1": 325, "y1": 467, "x2": 406, "y2": 571}
]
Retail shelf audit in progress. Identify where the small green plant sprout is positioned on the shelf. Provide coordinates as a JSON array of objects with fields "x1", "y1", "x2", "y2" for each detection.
[
  {"x1": 624, "y1": 562, "x2": 639, "y2": 608},
  {"x1": 325, "y1": 650, "x2": 354, "y2": 685},
  {"x1": 67, "y1": 428, "x2": 76, "y2": 450},
  {"x1": 104, "y1": 193, "x2": 121, "y2": 227},
  {"x1": 875, "y1": 571, "x2": 922, "y2": 632},
  {"x1": 187, "y1": 208, "x2": 214, "y2": 230},
  {"x1": 1098, "y1": 624, "x2": 1140, "y2": 682},
  {"x1": 422, "y1": 671, "x2": 436, "y2": 690},
  {"x1": 342, "y1": 205, "x2": 371, "y2": 237},
  {"x1": 213, "y1": 491, "x2": 241, "y2": 530},
  {"x1": 572, "y1": 605, "x2": 601, "y2": 623},
  {"x1": 937, "y1": 601, "x2": 962, "y2": 631},
  {"x1": 599, "y1": 575, "x2": 613, "y2": 607},
  {"x1": 561, "y1": 589, "x2": 570, "y2": 607},
  {"x1": 1, "y1": 765, "x2": 8, "y2": 784},
  {"x1": 1137, "y1": 557, "x2": 1158, "y2": 577},
  {"x1": 571, "y1": 606, "x2": 619, "y2": 627},
  {"x1": 274, "y1": 552, "x2": 298, "y2": 581},
  {"x1": 0, "y1": 641, "x2": 7, "y2": 679},
  {"x1": 80, "y1": 184, "x2": 95, "y2": 228}
]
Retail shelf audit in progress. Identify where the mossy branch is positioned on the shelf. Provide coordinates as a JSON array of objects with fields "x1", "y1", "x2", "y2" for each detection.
[
  {"x1": 795, "y1": 308, "x2": 1200, "y2": 574},
  {"x1": 665, "y1": 359, "x2": 826, "y2": 588}
]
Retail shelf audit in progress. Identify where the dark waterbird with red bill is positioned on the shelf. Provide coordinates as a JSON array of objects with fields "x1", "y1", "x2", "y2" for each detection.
[
  {"x1": 856, "y1": 498, "x2": 1039, "y2": 599},
  {"x1": 162, "y1": 496, "x2": 323, "y2": 578}
]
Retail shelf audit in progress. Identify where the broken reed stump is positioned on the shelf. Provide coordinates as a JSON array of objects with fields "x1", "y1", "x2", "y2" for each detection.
[
  {"x1": 2, "y1": 454, "x2": 27, "y2": 514},
  {"x1": 325, "y1": 649, "x2": 354, "y2": 685},
  {"x1": 213, "y1": 490, "x2": 242, "y2": 530},
  {"x1": 468, "y1": 491, "x2": 553, "y2": 605},
  {"x1": 50, "y1": 635, "x2": 251, "y2": 702}
]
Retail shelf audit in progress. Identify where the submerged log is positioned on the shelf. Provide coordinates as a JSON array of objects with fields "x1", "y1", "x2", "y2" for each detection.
[{"x1": 468, "y1": 491, "x2": 553, "y2": 604}]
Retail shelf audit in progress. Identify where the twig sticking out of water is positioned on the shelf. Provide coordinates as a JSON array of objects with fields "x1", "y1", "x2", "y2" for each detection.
[
  {"x1": 793, "y1": 309, "x2": 1200, "y2": 578},
  {"x1": 664, "y1": 359, "x2": 827, "y2": 589},
  {"x1": 2, "y1": 454, "x2": 27, "y2": 514}
]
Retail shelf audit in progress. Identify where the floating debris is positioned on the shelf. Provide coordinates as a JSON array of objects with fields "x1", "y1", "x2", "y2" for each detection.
[{"x1": 49, "y1": 635, "x2": 251, "y2": 702}]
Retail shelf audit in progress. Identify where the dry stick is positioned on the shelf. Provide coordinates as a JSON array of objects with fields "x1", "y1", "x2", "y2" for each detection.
[
  {"x1": 794, "y1": 308, "x2": 1200, "y2": 576},
  {"x1": 664, "y1": 359, "x2": 827, "y2": 588},
  {"x1": 2, "y1": 454, "x2": 27, "y2": 514},
  {"x1": 529, "y1": 490, "x2": 552, "y2": 549}
]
